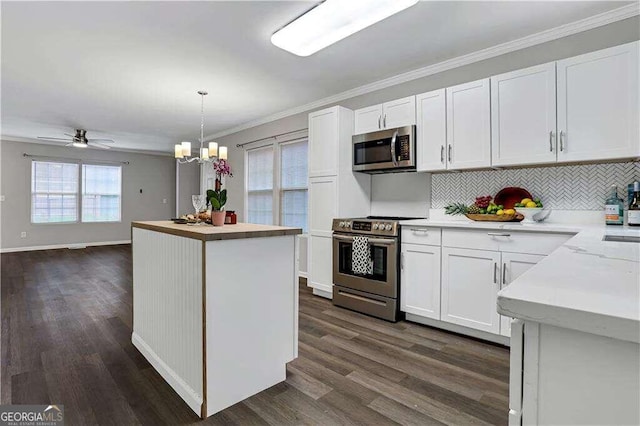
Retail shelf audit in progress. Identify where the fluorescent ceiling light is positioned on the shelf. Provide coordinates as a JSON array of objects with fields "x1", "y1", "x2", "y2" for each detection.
[
  {"x1": 271, "y1": 0, "x2": 419, "y2": 57},
  {"x1": 72, "y1": 142, "x2": 87, "y2": 148}
]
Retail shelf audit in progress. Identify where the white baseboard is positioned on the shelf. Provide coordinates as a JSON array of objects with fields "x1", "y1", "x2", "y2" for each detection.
[
  {"x1": 312, "y1": 287, "x2": 333, "y2": 299},
  {"x1": 405, "y1": 313, "x2": 510, "y2": 346},
  {"x1": 0, "y1": 240, "x2": 131, "y2": 253},
  {"x1": 131, "y1": 332, "x2": 203, "y2": 415}
]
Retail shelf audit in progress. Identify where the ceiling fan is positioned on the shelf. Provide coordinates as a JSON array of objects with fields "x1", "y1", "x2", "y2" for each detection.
[{"x1": 37, "y1": 129, "x2": 115, "y2": 149}]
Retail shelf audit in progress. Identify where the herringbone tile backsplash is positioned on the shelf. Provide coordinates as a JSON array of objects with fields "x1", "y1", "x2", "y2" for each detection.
[{"x1": 431, "y1": 161, "x2": 640, "y2": 210}]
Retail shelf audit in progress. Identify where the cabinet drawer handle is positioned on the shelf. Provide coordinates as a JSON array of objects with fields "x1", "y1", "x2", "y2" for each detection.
[
  {"x1": 447, "y1": 144, "x2": 452, "y2": 163},
  {"x1": 502, "y1": 263, "x2": 507, "y2": 285},
  {"x1": 410, "y1": 228, "x2": 429, "y2": 234},
  {"x1": 494, "y1": 262, "x2": 498, "y2": 284},
  {"x1": 440, "y1": 145, "x2": 444, "y2": 163},
  {"x1": 549, "y1": 131, "x2": 554, "y2": 152},
  {"x1": 560, "y1": 130, "x2": 565, "y2": 151},
  {"x1": 487, "y1": 232, "x2": 511, "y2": 237}
]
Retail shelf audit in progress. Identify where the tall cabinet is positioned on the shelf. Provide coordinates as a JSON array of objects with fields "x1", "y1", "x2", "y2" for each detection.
[{"x1": 308, "y1": 106, "x2": 371, "y2": 298}]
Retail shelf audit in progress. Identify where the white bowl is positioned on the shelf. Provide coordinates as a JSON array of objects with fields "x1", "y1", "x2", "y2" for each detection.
[{"x1": 516, "y1": 207, "x2": 543, "y2": 223}]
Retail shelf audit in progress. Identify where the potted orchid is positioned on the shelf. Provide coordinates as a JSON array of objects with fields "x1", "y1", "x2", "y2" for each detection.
[{"x1": 207, "y1": 159, "x2": 233, "y2": 226}]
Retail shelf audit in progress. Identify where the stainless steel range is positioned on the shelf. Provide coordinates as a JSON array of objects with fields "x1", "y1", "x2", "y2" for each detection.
[{"x1": 332, "y1": 216, "x2": 415, "y2": 322}]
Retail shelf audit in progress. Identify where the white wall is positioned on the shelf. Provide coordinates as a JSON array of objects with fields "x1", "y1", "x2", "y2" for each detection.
[
  {"x1": 214, "y1": 17, "x2": 639, "y2": 221},
  {"x1": 0, "y1": 140, "x2": 197, "y2": 250}
]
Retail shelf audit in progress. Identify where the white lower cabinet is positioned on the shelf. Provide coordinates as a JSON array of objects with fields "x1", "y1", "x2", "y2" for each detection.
[
  {"x1": 309, "y1": 235, "x2": 333, "y2": 294},
  {"x1": 400, "y1": 243, "x2": 441, "y2": 319},
  {"x1": 499, "y1": 252, "x2": 544, "y2": 337},
  {"x1": 441, "y1": 247, "x2": 501, "y2": 334}
]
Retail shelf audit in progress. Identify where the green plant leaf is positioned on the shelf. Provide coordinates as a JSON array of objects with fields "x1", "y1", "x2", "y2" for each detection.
[{"x1": 211, "y1": 198, "x2": 221, "y2": 210}]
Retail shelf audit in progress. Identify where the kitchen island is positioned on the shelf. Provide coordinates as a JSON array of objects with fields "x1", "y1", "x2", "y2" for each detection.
[
  {"x1": 131, "y1": 221, "x2": 302, "y2": 418},
  {"x1": 497, "y1": 225, "x2": 639, "y2": 425}
]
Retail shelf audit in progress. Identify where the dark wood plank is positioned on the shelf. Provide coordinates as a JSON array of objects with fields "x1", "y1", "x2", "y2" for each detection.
[{"x1": 1, "y1": 246, "x2": 510, "y2": 426}]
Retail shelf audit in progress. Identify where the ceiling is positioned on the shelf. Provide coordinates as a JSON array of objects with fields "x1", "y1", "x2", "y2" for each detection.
[{"x1": 1, "y1": 1, "x2": 633, "y2": 153}]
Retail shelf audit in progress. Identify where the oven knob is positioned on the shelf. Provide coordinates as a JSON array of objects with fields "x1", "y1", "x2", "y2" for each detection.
[
  {"x1": 384, "y1": 224, "x2": 393, "y2": 231},
  {"x1": 345, "y1": 222, "x2": 351, "y2": 228},
  {"x1": 372, "y1": 223, "x2": 379, "y2": 230},
  {"x1": 339, "y1": 221, "x2": 345, "y2": 228}
]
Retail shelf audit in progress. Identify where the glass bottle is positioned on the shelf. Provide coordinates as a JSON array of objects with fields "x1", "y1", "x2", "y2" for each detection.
[
  {"x1": 628, "y1": 181, "x2": 640, "y2": 227},
  {"x1": 605, "y1": 185, "x2": 624, "y2": 226}
]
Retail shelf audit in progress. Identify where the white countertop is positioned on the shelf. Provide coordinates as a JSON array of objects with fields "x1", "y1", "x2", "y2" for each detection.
[{"x1": 400, "y1": 218, "x2": 640, "y2": 343}]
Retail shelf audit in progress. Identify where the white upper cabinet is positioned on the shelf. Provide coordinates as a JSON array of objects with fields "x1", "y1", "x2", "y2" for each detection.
[
  {"x1": 382, "y1": 96, "x2": 416, "y2": 129},
  {"x1": 557, "y1": 41, "x2": 639, "y2": 162},
  {"x1": 353, "y1": 104, "x2": 383, "y2": 135},
  {"x1": 416, "y1": 89, "x2": 447, "y2": 172},
  {"x1": 354, "y1": 96, "x2": 416, "y2": 135},
  {"x1": 491, "y1": 63, "x2": 558, "y2": 167},
  {"x1": 446, "y1": 79, "x2": 491, "y2": 170},
  {"x1": 308, "y1": 107, "x2": 340, "y2": 177}
]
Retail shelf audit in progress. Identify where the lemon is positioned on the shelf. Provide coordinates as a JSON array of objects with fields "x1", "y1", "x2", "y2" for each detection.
[
  {"x1": 525, "y1": 201, "x2": 537, "y2": 208},
  {"x1": 521, "y1": 198, "x2": 532, "y2": 205},
  {"x1": 496, "y1": 209, "x2": 504, "y2": 216},
  {"x1": 504, "y1": 209, "x2": 515, "y2": 215}
]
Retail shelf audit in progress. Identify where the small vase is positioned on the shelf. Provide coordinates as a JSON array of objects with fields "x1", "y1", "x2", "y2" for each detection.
[{"x1": 211, "y1": 211, "x2": 226, "y2": 226}]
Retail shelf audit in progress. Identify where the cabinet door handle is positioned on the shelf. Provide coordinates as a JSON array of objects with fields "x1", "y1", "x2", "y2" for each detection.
[
  {"x1": 440, "y1": 145, "x2": 444, "y2": 163},
  {"x1": 502, "y1": 263, "x2": 507, "y2": 285},
  {"x1": 447, "y1": 144, "x2": 452, "y2": 163},
  {"x1": 401, "y1": 252, "x2": 404, "y2": 271},
  {"x1": 560, "y1": 130, "x2": 565, "y2": 151},
  {"x1": 487, "y1": 232, "x2": 511, "y2": 237},
  {"x1": 549, "y1": 131, "x2": 554, "y2": 152},
  {"x1": 378, "y1": 115, "x2": 381, "y2": 129},
  {"x1": 494, "y1": 262, "x2": 498, "y2": 284},
  {"x1": 383, "y1": 114, "x2": 387, "y2": 128}
]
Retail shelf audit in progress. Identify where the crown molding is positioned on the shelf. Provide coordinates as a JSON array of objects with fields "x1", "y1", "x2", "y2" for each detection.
[{"x1": 206, "y1": 3, "x2": 639, "y2": 141}]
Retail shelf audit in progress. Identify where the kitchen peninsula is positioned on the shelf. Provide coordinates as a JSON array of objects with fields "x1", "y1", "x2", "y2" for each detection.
[{"x1": 131, "y1": 221, "x2": 302, "y2": 418}]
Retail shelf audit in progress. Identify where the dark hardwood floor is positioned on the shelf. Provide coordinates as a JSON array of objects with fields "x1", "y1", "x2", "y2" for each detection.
[{"x1": 1, "y1": 245, "x2": 510, "y2": 425}]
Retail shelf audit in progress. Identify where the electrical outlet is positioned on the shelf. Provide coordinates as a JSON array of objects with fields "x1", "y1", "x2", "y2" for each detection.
[
  {"x1": 162, "y1": 198, "x2": 167, "y2": 204},
  {"x1": 20, "y1": 232, "x2": 27, "y2": 238}
]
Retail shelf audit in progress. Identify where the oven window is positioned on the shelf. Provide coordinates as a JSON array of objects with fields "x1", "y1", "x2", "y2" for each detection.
[
  {"x1": 354, "y1": 139, "x2": 393, "y2": 165},
  {"x1": 338, "y1": 241, "x2": 388, "y2": 281}
]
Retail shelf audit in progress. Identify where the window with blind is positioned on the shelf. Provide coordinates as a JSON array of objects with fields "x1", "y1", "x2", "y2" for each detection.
[
  {"x1": 245, "y1": 139, "x2": 308, "y2": 232},
  {"x1": 247, "y1": 146, "x2": 274, "y2": 225},
  {"x1": 31, "y1": 161, "x2": 79, "y2": 223},
  {"x1": 280, "y1": 141, "x2": 308, "y2": 232},
  {"x1": 82, "y1": 164, "x2": 122, "y2": 222},
  {"x1": 30, "y1": 161, "x2": 122, "y2": 224}
]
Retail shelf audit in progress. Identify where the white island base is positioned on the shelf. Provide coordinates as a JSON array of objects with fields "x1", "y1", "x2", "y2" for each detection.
[{"x1": 131, "y1": 221, "x2": 301, "y2": 418}]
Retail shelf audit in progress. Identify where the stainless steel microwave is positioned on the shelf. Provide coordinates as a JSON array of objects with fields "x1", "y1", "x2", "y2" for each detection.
[{"x1": 352, "y1": 126, "x2": 416, "y2": 173}]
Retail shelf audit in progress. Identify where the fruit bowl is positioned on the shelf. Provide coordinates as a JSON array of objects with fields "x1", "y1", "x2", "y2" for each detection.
[
  {"x1": 465, "y1": 213, "x2": 523, "y2": 222},
  {"x1": 515, "y1": 207, "x2": 542, "y2": 223}
]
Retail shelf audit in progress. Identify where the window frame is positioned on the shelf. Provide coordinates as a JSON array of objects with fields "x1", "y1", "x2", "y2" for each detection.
[
  {"x1": 80, "y1": 163, "x2": 123, "y2": 224},
  {"x1": 244, "y1": 137, "x2": 308, "y2": 233},
  {"x1": 30, "y1": 160, "x2": 81, "y2": 225},
  {"x1": 30, "y1": 159, "x2": 123, "y2": 225}
]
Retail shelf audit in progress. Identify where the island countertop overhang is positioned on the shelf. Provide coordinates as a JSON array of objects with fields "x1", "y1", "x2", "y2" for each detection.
[{"x1": 132, "y1": 220, "x2": 302, "y2": 241}]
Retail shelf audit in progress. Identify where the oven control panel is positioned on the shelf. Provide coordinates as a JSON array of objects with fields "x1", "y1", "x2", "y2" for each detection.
[{"x1": 332, "y1": 219, "x2": 398, "y2": 236}]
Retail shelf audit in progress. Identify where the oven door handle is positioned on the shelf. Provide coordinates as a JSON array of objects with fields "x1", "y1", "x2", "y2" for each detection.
[
  {"x1": 390, "y1": 130, "x2": 399, "y2": 166},
  {"x1": 333, "y1": 234, "x2": 397, "y2": 246}
]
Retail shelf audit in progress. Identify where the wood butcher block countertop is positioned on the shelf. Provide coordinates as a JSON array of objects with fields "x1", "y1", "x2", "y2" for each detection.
[{"x1": 132, "y1": 221, "x2": 302, "y2": 241}]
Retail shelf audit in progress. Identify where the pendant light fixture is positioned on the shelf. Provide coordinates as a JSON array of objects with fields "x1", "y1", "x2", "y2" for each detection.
[{"x1": 174, "y1": 90, "x2": 228, "y2": 163}]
